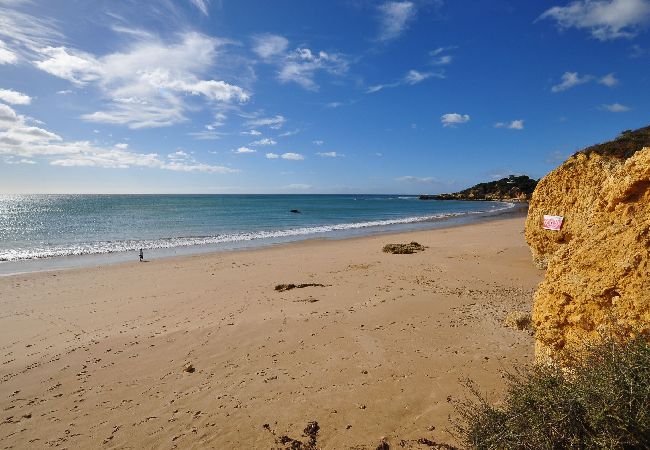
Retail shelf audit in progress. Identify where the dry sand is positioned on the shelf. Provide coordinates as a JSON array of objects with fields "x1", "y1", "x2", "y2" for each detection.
[{"x1": 0, "y1": 217, "x2": 542, "y2": 449}]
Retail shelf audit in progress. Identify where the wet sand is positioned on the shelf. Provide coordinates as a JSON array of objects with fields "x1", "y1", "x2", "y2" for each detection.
[{"x1": 0, "y1": 216, "x2": 541, "y2": 449}]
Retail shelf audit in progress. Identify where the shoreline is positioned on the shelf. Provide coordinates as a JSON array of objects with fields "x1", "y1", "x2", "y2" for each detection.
[
  {"x1": 0, "y1": 202, "x2": 527, "y2": 277},
  {"x1": 0, "y1": 215, "x2": 541, "y2": 448}
]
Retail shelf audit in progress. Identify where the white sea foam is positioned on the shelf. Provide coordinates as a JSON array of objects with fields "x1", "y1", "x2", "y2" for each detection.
[{"x1": 0, "y1": 203, "x2": 515, "y2": 261}]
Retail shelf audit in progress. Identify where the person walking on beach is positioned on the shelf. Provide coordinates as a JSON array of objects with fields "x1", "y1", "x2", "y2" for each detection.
[{"x1": 139, "y1": 248, "x2": 144, "y2": 262}]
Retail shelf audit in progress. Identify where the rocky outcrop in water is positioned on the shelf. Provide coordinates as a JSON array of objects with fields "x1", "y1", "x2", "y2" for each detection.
[{"x1": 525, "y1": 126, "x2": 650, "y2": 361}]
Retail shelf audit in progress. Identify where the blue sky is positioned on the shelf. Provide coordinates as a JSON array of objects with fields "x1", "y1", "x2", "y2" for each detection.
[{"x1": 0, "y1": 0, "x2": 649, "y2": 194}]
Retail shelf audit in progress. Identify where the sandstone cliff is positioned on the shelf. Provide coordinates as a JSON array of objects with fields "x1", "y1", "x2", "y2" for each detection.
[{"x1": 525, "y1": 126, "x2": 650, "y2": 360}]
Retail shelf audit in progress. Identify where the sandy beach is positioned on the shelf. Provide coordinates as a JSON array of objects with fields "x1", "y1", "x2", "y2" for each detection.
[{"x1": 0, "y1": 216, "x2": 542, "y2": 449}]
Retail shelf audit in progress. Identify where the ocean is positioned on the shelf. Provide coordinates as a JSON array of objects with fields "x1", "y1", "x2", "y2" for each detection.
[{"x1": 0, "y1": 194, "x2": 517, "y2": 274}]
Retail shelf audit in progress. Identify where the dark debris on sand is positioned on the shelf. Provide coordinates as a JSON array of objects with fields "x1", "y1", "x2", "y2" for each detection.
[
  {"x1": 265, "y1": 421, "x2": 320, "y2": 450},
  {"x1": 275, "y1": 283, "x2": 327, "y2": 292},
  {"x1": 382, "y1": 242, "x2": 426, "y2": 254}
]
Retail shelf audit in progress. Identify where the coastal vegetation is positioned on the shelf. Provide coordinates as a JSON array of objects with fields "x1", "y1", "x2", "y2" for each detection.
[
  {"x1": 455, "y1": 335, "x2": 650, "y2": 449},
  {"x1": 419, "y1": 175, "x2": 538, "y2": 201}
]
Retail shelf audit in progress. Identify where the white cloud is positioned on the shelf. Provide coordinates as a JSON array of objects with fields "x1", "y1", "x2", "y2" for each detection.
[
  {"x1": 430, "y1": 46, "x2": 455, "y2": 65},
  {"x1": 189, "y1": 129, "x2": 226, "y2": 140},
  {"x1": 432, "y1": 55, "x2": 452, "y2": 65},
  {"x1": 0, "y1": 40, "x2": 18, "y2": 64},
  {"x1": 34, "y1": 46, "x2": 101, "y2": 84},
  {"x1": 279, "y1": 129, "x2": 300, "y2": 137},
  {"x1": 368, "y1": 69, "x2": 442, "y2": 93},
  {"x1": 285, "y1": 183, "x2": 311, "y2": 190},
  {"x1": 316, "y1": 151, "x2": 340, "y2": 157},
  {"x1": 265, "y1": 152, "x2": 279, "y2": 159},
  {"x1": 313, "y1": 140, "x2": 324, "y2": 145},
  {"x1": 539, "y1": 0, "x2": 650, "y2": 40},
  {"x1": 253, "y1": 35, "x2": 349, "y2": 91},
  {"x1": 33, "y1": 32, "x2": 249, "y2": 129},
  {"x1": 600, "y1": 102, "x2": 631, "y2": 111},
  {"x1": 404, "y1": 69, "x2": 433, "y2": 84},
  {"x1": 551, "y1": 71, "x2": 620, "y2": 92},
  {"x1": 599, "y1": 72, "x2": 619, "y2": 86},
  {"x1": 241, "y1": 129, "x2": 262, "y2": 136},
  {"x1": 189, "y1": 0, "x2": 210, "y2": 16},
  {"x1": 0, "y1": 102, "x2": 237, "y2": 173},
  {"x1": 246, "y1": 114, "x2": 286, "y2": 129},
  {"x1": 441, "y1": 113, "x2": 470, "y2": 127},
  {"x1": 233, "y1": 146, "x2": 256, "y2": 154},
  {"x1": 252, "y1": 34, "x2": 289, "y2": 59},
  {"x1": 551, "y1": 71, "x2": 593, "y2": 92},
  {"x1": 277, "y1": 47, "x2": 349, "y2": 90},
  {"x1": 377, "y1": 1, "x2": 416, "y2": 41},
  {"x1": 3, "y1": 157, "x2": 36, "y2": 165},
  {"x1": 495, "y1": 119, "x2": 524, "y2": 130},
  {"x1": 57, "y1": 90, "x2": 73, "y2": 95},
  {"x1": 251, "y1": 138, "x2": 276, "y2": 146},
  {"x1": 0, "y1": 6, "x2": 62, "y2": 51},
  {"x1": 0, "y1": 88, "x2": 31, "y2": 105},
  {"x1": 395, "y1": 176, "x2": 439, "y2": 184},
  {"x1": 280, "y1": 152, "x2": 305, "y2": 160}
]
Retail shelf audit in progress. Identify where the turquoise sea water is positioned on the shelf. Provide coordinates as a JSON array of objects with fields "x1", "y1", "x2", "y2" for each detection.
[{"x1": 0, "y1": 194, "x2": 516, "y2": 272}]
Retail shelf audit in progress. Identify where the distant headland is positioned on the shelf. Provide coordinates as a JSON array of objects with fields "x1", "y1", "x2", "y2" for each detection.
[{"x1": 419, "y1": 174, "x2": 538, "y2": 201}]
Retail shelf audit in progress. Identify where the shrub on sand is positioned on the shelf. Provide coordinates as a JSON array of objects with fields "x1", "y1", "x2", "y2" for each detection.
[
  {"x1": 504, "y1": 311, "x2": 532, "y2": 331},
  {"x1": 454, "y1": 336, "x2": 650, "y2": 449}
]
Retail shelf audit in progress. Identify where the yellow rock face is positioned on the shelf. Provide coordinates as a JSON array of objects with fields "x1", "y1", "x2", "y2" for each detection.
[{"x1": 525, "y1": 147, "x2": 650, "y2": 360}]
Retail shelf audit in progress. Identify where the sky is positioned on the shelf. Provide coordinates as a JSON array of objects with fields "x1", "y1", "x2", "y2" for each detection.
[{"x1": 0, "y1": 0, "x2": 649, "y2": 194}]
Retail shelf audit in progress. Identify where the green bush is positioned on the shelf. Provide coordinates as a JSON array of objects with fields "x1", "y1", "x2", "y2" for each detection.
[{"x1": 454, "y1": 336, "x2": 650, "y2": 449}]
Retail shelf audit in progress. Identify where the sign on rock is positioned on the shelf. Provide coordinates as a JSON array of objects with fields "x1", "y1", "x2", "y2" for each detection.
[{"x1": 543, "y1": 215, "x2": 564, "y2": 231}]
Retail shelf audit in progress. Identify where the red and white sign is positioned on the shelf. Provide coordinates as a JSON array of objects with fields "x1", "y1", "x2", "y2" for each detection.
[{"x1": 543, "y1": 215, "x2": 564, "y2": 231}]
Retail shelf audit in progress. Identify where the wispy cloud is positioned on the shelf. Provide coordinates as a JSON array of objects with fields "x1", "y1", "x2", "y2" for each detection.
[
  {"x1": 252, "y1": 35, "x2": 349, "y2": 91},
  {"x1": 251, "y1": 138, "x2": 276, "y2": 146},
  {"x1": 0, "y1": 103, "x2": 237, "y2": 173},
  {"x1": 599, "y1": 102, "x2": 630, "y2": 111},
  {"x1": 245, "y1": 114, "x2": 286, "y2": 129},
  {"x1": 189, "y1": 0, "x2": 210, "y2": 16},
  {"x1": 316, "y1": 151, "x2": 341, "y2": 158},
  {"x1": 284, "y1": 183, "x2": 312, "y2": 190},
  {"x1": 233, "y1": 146, "x2": 256, "y2": 154},
  {"x1": 551, "y1": 72, "x2": 593, "y2": 92},
  {"x1": 252, "y1": 34, "x2": 289, "y2": 59},
  {"x1": 277, "y1": 47, "x2": 349, "y2": 90},
  {"x1": 280, "y1": 152, "x2": 304, "y2": 160},
  {"x1": 495, "y1": 119, "x2": 524, "y2": 130},
  {"x1": 266, "y1": 152, "x2": 305, "y2": 160},
  {"x1": 599, "y1": 72, "x2": 619, "y2": 86},
  {"x1": 539, "y1": 0, "x2": 650, "y2": 40},
  {"x1": 430, "y1": 46, "x2": 455, "y2": 65},
  {"x1": 441, "y1": 113, "x2": 470, "y2": 127},
  {"x1": 368, "y1": 69, "x2": 442, "y2": 93},
  {"x1": 0, "y1": 40, "x2": 18, "y2": 64},
  {"x1": 0, "y1": 88, "x2": 32, "y2": 105},
  {"x1": 551, "y1": 71, "x2": 620, "y2": 92},
  {"x1": 279, "y1": 129, "x2": 300, "y2": 137},
  {"x1": 313, "y1": 140, "x2": 324, "y2": 145},
  {"x1": 241, "y1": 129, "x2": 262, "y2": 136},
  {"x1": 33, "y1": 32, "x2": 249, "y2": 129},
  {"x1": 377, "y1": 1, "x2": 416, "y2": 41},
  {"x1": 395, "y1": 175, "x2": 439, "y2": 184}
]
